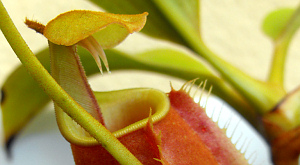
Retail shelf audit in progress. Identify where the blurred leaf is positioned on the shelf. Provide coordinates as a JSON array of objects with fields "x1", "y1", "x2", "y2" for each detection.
[
  {"x1": 262, "y1": 8, "x2": 295, "y2": 40},
  {"x1": 153, "y1": 0, "x2": 200, "y2": 37},
  {"x1": 0, "y1": 48, "x2": 94, "y2": 144},
  {"x1": 1, "y1": 50, "x2": 50, "y2": 143},
  {"x1": 1, "y1": 46, "x2": 257, "y2": 145},
  {"x1": 151, "y1": 0, "x2": 202, "y2": 48},
  {"x1": 134, "y1": 49, "x2": 209, "y2": 74}
]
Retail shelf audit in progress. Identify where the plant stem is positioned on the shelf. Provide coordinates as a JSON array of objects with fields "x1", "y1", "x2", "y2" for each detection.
[
  {"x1": 193, "y1": 44, "x2": 284, "y2": 114},
  {"x1": 268, "y1": 5, "x2": 300, "y2": 87},
  {"x1": 153, "y1": 0, "x2": 285, "y2": 114},
  {"x1": 268, "y1": 42, "x2": 288, "y2": 87},
  {"x1": 0, "y1": 1, "x2": 141, "y2": 164}
]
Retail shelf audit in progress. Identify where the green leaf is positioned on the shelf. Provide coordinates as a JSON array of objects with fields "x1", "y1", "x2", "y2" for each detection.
[
  {"x1": 0, "y1": 47, "x2": 98, "y2": 144},
  {"x1": 151, "y1": 0, "x2": 202, "y2": 45},
  {"x1": 1, "y1": 47, "x2": 257, "y2": 144},
  {"x1": 1, "y1": 49, "x2": 50, "y2": 143},
  {"x1": 89, "y1": 0, "x2": 188, "y2": 45},
  {"x1": 262, "y1": 8, "x2": 295, "y2": 40},
  {"x1": 135, "y1": 49, "x2": 207, "y2": 73},
  {"x1": 153, "y1": 0, "x2": 200, "y2": 37}
]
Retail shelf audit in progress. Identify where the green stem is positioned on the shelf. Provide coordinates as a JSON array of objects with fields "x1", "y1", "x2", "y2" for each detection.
[
  {"x1": 0, "y1": 1, "x2": 141, "y2": 164},
  {"x1": 268, "y1": 5, "x2": 300, "y2": 87},
  {"x1": 193, "y1": 45, "x2": 285, "y2": 114},
  {"x1": 153, "y1": 0, "x2": 285, "y2": 114},
  {"x1": 268, "y1": 41, "x2": 288, "y2": 87}
]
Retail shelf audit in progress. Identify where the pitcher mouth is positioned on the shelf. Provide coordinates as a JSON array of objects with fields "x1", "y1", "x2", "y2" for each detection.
[{"x1": 56, "y1": 88, "x2": 170, "y2": 146}]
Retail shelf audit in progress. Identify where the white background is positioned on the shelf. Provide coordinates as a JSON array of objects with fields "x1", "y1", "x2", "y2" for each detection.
[{"x1": 1, "y1": 0, "x2": 300, "y2": 164}]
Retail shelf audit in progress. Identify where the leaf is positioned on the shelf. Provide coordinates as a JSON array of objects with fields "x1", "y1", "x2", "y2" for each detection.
[
  {"x1": 1, "y1": 47, "x2": 255, "y2": 146},
  {"x1": 89, "y1": 0, "x2": 188, "y2": 45},
  {"x1": 153, "y1": 0, "x2": 200, "y2": 36},
  {"x1": 135, "y1": 49, "x2": 208, "y2": 73},
  {"x1": 0, "y1": 47, "x2": 98, "y2": 145},
  {"x1": 44, "y1": 10, "x2": 148, "y2": 47},
  {"x1": 262, "y1": 8, "x2": 295, "y2": 40},
  {"x1": 1, "y1": 49, "x2": 50, "y2": 145},
  {"x1": 151, "y1": 0, "x2": 201, "y2": 43}
]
